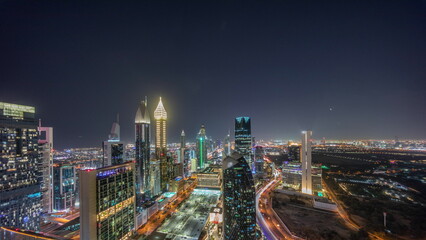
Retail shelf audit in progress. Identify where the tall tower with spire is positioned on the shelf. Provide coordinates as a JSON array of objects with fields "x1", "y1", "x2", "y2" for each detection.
[
  {"x1": 154, "y1": 97, "x2": 168, "y2": 191},
  {"x1": 135, "y1": 97, "x2": 151, "y2": 202},
  {"x1": 196, "y1": 124, "x2": 207, "y2": 170},
  {"x1": 180, "y1": 130, "x2": 186, "y2": 176}
]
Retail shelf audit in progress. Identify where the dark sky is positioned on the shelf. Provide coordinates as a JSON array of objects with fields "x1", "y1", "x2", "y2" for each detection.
[{"x1": 1, "y1": 0, "x2": 425, "y2": 149}]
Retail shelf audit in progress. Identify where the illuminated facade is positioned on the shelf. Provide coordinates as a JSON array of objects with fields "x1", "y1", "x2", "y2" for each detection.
[
  {"x1": 38, "y1": 123, "x2": 53, "y2": 213},
  {"x1": 223, "y1": 153, "x2": 256, "y2": 240},
  {"x1": 80, "y1": 162, "x2": 136, "y2": 240},
  {"x1": 52, "y1": 164, "x2": 76, "y2": 211},
  {"x1": 0, "y1": 102, "x2": 41, "y2": 230},
  {"x1": 135, "y1": 98, "x2": 151, "y2": 200},
  {"x1": 223, "y1": 131, "x2": 231, "y2": 158},
  {"x1": 154, "y1": 97, "x2": 168, "y2": 191},
  {"x1": 196, "y1": 124, "x2": 207, "y2": 170},
  {"x1": 301, "y1": 131, "x2": 313, "y2": 194},
  {"x1": 235, "y1": 117, "x2": 252, "y2": 166}
]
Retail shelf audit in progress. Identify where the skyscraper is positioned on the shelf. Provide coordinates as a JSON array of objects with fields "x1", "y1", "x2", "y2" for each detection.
[
  {"x1": 52, "y1": 164, "x2": 76, "y2": 211},
  {"x1": 135, "y1": 98, "x2": 151, "y2": 200},
  {"x1": 154, "y1": 97, "x2": 168, "y2": 191},
  {"x1": 235, "y1": 117, "x2": 252, "y2": 166},
  {"x1": 180, "y1": 130, "x2": 186, "y2": 176},
  {"x1": 0, "y1": 102, "x2": 41, "y2": 230},
  {"x1": 38, "y1": 122, "x2": 53, "y2": 213},
  {"x1": 223, "y1": 131, "x2": 231, "y2": 158},
  {"x1": 223, "y1": 152, "x2": 256, "y2": 240},
  {"x1": 80, "y1": 162, "x2": 136, "y2": 240},
  {"x1": 103, "y1": 114, "x2": 124, "y2": 167},
  {"x1": 301, "y1": 130, "x2": 313, "y2": 195},
  {"x1": 196, "y1": 124, "x2": 207, "y2": 170}
]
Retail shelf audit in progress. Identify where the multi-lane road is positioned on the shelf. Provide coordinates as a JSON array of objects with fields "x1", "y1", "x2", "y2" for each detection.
[{"x1": 256, "y1": 176, "x2": 303, "y2": 240}]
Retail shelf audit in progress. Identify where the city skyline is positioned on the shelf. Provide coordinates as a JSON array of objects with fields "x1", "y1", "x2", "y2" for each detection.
[{"x1": 1, "y1": 1, "x2": 425, "y2": 149}]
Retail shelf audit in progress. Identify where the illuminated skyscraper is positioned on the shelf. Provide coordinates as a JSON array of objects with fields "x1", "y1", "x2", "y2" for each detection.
[
  {"x1": 80, "y1": 162, "x2": 136, "y2": 240},
  {"x1": 223, "y1": 131, "x2": 231, "y2": 158},
  {"x1": 0, "y1": 102, "x2": 41, "y2": 230},
  {"x1": 180, "y1": 130, "x2": 186, "y2": 176},
  {"x1": 180, "y1": 130, "x2": 185, "y2": 164},
  {"x1": 38, "y1": 122, "x2": 53, "y2": 213},
  {"x1": 135, "y1": 98, "x2": 151, "y2": 201},
  {"x1": 301, "y1": 130, "x2": 313, "y2": 195},
  {"x1": 52, "y1": 164, "x2": 76, "y2": 211},
  {"x1": 154, "y1": 97, "x2": 168, "y2": 191},
  {"x1": 235, "y1": 117, "x2": 252, "y2": 166},
  {"x1": 223, "y1": 153, "x2": 256, "y2": 240},
  {"x1": 103, "y1": 114, "x2": 124, "y2": 167},
  {"x1": 196, "y1": 124, "x2": 207, "y2": 170}
]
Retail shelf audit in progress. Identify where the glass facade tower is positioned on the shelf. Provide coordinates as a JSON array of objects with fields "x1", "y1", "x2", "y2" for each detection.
[
  {"x1": 135, "y1": 98, "x2": 151, "y2": 202},
  {"x1": 235, "y1": 117, "x2": 252, "y2": 166},
  {"x1": 223, "y1": 153, "x2": 256, "y2": 240},
  {"x1": 0, "y1": 102, "x2": 41, "y2": 230},
  {"x1": 196, "y1": 124, "x2": 207, "y2": 170}
]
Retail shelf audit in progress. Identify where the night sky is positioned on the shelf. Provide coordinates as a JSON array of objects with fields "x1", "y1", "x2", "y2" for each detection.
[{"x1": 1, "y1": 1, "x2": 425, "y2": 149}]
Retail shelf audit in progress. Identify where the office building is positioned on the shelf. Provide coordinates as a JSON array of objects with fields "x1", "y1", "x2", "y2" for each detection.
[
  {"x1": 52, "y1": 164, "x2": 76, "y2": 212},
  {"x1": 197, "y1": 165, "x2": 222, "y2": 189},
  {"x1": 154, "y1": 97, "x2": 169, "y2": 191},
  {"x1": 80, "y1": 162, "x2": 136, "y2": 240},
  {"x1": 196, "y1": 124, "x2": 207, "y2": 170},
  {"x1": 301, "y1": 131, "x2": 313, "y2": 195},
  {"x1": 150, "y1": 160, "x2": 162, "y2": 197},
  {"x1": 38, "y1": 122, "x2": 53, "y2": 213},
  {"x1": 235, "y1": 117, "x2": 252, "y2": 166},
  {"x1": 135, "y1": 98, "x2": 151, "y2": 200},
  {"x1": 223, "y1": 153, "x2": 256, "y2": 240},
  {"x1": 287, "y1": 145, "x2": 300, "y2": 162},
  {"x1": 103, "y1": 115, "x2": 124, "y2": 167},
  {"x1": 0, "y1": 102, "x2": 41, "y2": 230}
]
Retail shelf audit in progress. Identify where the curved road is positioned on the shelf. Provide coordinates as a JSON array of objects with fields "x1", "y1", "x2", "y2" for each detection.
[{"x1": 256, "y1": 177, "x2": 302, "y2": 240}]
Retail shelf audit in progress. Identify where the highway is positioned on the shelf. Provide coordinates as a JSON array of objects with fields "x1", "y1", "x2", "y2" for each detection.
[
  {"x1": 256, "y1": 176, "x2": 302, "y2": 240},
  {"x1": 323, "y1": 181, "x2": 385, "y2": 240}
]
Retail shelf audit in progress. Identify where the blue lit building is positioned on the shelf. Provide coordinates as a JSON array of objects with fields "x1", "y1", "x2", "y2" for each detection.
[
  {"x1": 52, "y1": 164, "x2": 76, "y2": 212},
  {"x1": 222, "y1": 152, "x2": 256, "y2": 240},
  {"x1": 235, "y1": 117, "x2": 253, "y2": 166},
  {"x1": 0, "y1": 102, "x2": 42, "y2": 230}
]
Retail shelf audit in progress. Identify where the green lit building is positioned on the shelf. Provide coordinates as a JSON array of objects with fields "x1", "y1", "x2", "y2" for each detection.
[{"x1": 196, "y1": 124, "x2": 207, "y2": 170}]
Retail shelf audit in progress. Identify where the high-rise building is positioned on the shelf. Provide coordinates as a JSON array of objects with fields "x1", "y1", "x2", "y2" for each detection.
[
  {"x1": 80, "y1": 162, "x2": 136, "y2": 240},
  {"x1": 0, "y1": 102, "x2": 41, "y2": 230},
  {"x1": 301, "y1": 131, "x2": 313, "y2": 195},
  {"x1": 135, "y1": 98, "x2": 151, "y2": 200},
  {"x1": 223, "y1": 153, "x2": 256, "y2": 240},
  {"x1": 154, "y1": 97, "x2": 168, "y2": 191},
  {"x1": 223, "y1": 131, "x2": 231, "y2": 158},
  {"x1": 180, "y1": 130, "x2": 187, "y2": 177},
  {"x1": 287, "y1": 145, "x2": 300, "y2": 162},
  {"x1": 103, "y1": 114, "x2": 124, "y2": 167},
  {"x1": 52, "y1": 164, "x2": 76, "y2": 211},
  {"x1": 196, "y1": 124, "x2": 207, "y2": 170},
  {"x1": 38, "y1": 122, "x2": 53, "y2": 213},
  {"x1": 235, "y1": 117, "x2": 252, "y2": 166},
  {"x1": 150, "y1": 160, "x2": 162, "y2": 197}
]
